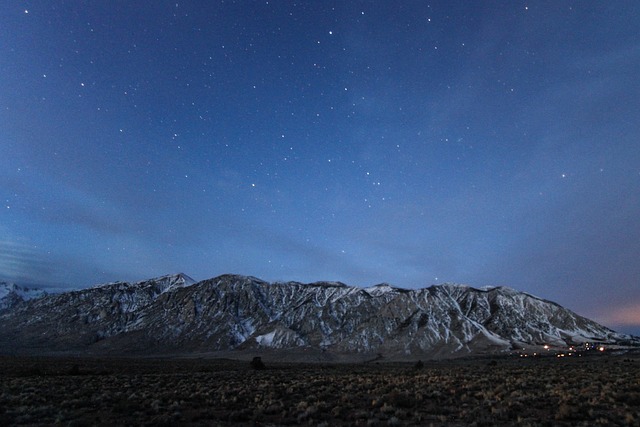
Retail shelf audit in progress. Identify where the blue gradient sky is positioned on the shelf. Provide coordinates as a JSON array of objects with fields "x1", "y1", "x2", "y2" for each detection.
[{"x1": 1, "y1": 1, "x2": 639, "y2": 334}]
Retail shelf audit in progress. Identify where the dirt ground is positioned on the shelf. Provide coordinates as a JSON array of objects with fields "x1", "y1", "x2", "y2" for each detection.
[{"x1": 1, "y1": 352, "x2": 639, "y2": 426}]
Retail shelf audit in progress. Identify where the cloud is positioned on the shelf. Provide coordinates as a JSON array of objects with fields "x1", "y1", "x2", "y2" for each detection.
[{"x1": 0, "y1": 239, "x2": 56, "y2": 286}]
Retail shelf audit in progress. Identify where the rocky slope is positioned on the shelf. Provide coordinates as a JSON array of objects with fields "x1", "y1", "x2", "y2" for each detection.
[
  {"x1": 0, "y1": 273, "x2": 636, "y2": 357},
  {"x1": 0, "y1": 282, "x2": 47, "y2": 311}
]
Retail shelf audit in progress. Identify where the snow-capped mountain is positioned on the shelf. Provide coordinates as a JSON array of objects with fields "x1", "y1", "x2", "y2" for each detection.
[
  {"x1": 0, "y1": 273, "x2": 636, "y2": 357},
  {"x1": 0, "y1": 282, "x2": 47, "y2": 311}
]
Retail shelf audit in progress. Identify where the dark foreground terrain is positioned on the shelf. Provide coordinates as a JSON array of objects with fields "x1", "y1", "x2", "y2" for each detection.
[{"x1": 1, "y1": 352, "x2": 639, "y2": 426}]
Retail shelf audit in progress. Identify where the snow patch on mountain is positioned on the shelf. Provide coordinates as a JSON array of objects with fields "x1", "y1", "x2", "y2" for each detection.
[
  {"x1": 364, "y1": 283, "x2": 398, "y2": 296},
  {"x1": 0, "y1": 282, "x2": 47, "y2": 311},
  {"x1": 255, "y1": 331, "x2": 276, "y2": 346}
]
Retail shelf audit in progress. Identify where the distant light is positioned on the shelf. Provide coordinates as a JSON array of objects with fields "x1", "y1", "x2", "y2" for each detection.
[{"x1": 599, "y1": 346, "x2": 605, "y2": 352}]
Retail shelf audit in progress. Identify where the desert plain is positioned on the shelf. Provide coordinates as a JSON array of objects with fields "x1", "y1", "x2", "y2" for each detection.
[{"x1": 1, "y1": 351, "x2": 639, "y2": 426}]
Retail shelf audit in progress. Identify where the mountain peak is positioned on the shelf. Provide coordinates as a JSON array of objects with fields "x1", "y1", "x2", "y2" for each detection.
[
  {"x1": 137, "y1": 272, "x2": 197, "y2": 287},
  {"x1": 308, "y1": 280, "x2": 348, "y2": 288},
  {"x1": 0, "y1": 282, "x2": 47, "y2": 311},
  {"x1": 90, "y1": 273, "x2": 197, "y2": 291},
  {"x1": 142, "y1": 273, "x2": 197, "y2": 294}
]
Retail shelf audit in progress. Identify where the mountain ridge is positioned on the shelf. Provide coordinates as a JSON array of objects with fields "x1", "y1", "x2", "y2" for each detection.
[{"x1": 0, "y1": 273, "x2": 637, "y2": 358}]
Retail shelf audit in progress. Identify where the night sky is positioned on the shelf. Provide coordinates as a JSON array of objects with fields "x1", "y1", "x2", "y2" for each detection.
[{"x1": 1, "y1": 1, "x2": 639, "y2": 334}]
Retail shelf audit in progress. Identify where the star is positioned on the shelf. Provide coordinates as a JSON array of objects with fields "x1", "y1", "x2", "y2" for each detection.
[{"x1": 1, "y1": 1, "x2": 638, "y2": 336}]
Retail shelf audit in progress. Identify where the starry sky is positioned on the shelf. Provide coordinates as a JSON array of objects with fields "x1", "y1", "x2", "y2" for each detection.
[{"x1": 1, "y1": 1, "x2": 639, "y2": 334}]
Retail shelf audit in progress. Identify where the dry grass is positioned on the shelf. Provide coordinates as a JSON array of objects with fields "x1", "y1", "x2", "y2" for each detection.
[{"x1": 0, "y1": 353, "x2": 638, "y2": 426}]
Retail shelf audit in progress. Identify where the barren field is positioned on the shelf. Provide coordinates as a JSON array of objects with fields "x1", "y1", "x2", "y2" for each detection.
[{"x1": 1, "y1": 353, "x2": 639, "y2": 426}]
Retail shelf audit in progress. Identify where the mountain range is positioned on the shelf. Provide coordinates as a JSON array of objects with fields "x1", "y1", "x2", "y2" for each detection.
[{"x1": 1, "y1": 273, "x2": 637, "y2": 359}]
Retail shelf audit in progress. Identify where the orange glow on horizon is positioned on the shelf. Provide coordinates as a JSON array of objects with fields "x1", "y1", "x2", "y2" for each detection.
[{"x1": 595, "y1": 303, "x2": 640, "y2": 327}]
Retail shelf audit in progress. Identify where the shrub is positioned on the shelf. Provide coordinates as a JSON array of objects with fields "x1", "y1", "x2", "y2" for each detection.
[{"x1": 250, "y1": 357, "x2": 266, "y2": 370}]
